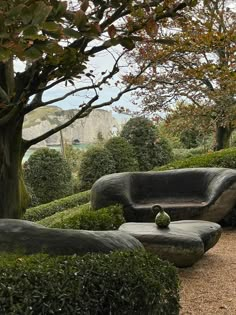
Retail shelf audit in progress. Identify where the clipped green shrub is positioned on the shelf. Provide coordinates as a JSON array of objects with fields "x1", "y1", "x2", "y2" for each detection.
[
  {"x1": 121, "y1": 117, "x2": 173, "y2": 171},
  {"x1": 24, "y1": 148, "x2": 73, "y2": 205},
  {"x1": 38, "y1": 203, "x2": 125, "y2": 230},
  {"x1": 23, "y1": 190, "x2": 90, "y2": 222},
  {"x1": 25, "y1": 183, "x2": 39, "y2": 207},
  {"x1": 0, "y1": 250, "x2": 180, "y2": 315},
  {"x1": 105, "y1": 136, "x2": 139, "y2": 172},
  {"x1": 64, "y1": 144, "x2": 83, "y2": 174},
  {"x1": 78, "y1": 146, "x2": 116, "y2": 191},
  {"x1": 154, "y1": 148, "x2": 236, "y2": 171},
  {"x1": 0, "y1": 251, "x2": 180, "y2": 315},
  {"x1": 173, "y1": 147, "x2": 207, "y2": 161}
]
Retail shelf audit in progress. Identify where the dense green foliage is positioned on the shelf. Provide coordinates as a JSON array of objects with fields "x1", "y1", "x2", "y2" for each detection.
[
  {"x1": 24, "y1": 148, "x2": 73, "y2": 205},
  {"x1": 38, "y1": 203, "x2": 125, "y2": 230},
  {"x1": 105, "y1": 137, "x2": 139, "y2": 172},
  {"x1": 121, "y1": 117, "x2": 173, "y2": 171},
  {"x1": 180, "y1": 128, "x2": 200, "y2": 149},
  {"x1": 0, "y1": 251, "x2": 179, "y2": 315},
  {"x1": 64, "y1": 144, "x2": 83, "y2": 174},
  {"x1": 78, "y1": 146, "x2": 116, "y2": 191},
  {"x1": 173, "y1": 147, "x2": 208, "y2": 161},
  {"x1": 154, "y1": 148, "x2": 236, "y2": 171},
  {"x1": 23, "y1": 190, "x2": 90, "y2": 222}
]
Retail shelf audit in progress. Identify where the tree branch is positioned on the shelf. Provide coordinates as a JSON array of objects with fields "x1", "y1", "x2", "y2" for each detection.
[
  {"x1": 0, "y1": 86, "x2": 10, "y2": 104},
  {"x1": 23, "y1": 54, "x2": 122, "y2": 114},
  {"x1": 0, "y1": 104, "x2": 23, "y2": 127},
  {"x1": 23, "y1": 59, "x2": 150, "y2": 149},
  {"x1": 23, "y1": 94, "x2": 98, "y2": 150}
]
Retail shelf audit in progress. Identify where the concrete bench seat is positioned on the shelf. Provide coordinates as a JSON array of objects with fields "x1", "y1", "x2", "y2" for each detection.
[{"x1": 91, "y1": 168, "x2": 236, "y2": 222}]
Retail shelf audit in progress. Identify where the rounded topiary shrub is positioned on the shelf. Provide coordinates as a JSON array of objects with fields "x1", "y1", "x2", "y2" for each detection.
[
  {"x1": 24, "y1": 148, "x2": 73, "y2": 205},
  {"x1": 78, "y1": 146, "x2": 116, "y2": 191},
  {"x1": 121, "y1": 117, "x2": 173, "y2": 171},
  {"x1": 105, "y1": 136, "x2": 139, "y2": 172},
  {"x1": 0, "y1": 251, "x2": 180, "y2": 315}
]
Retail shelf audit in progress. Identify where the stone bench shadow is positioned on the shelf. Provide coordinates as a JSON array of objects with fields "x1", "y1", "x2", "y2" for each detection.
[
  {"x1": 119, "y1": 220, "x2": 222, "y2": 267},
  {"x1": 91, "y1": 168, "x2": 236, "y2": 223}
]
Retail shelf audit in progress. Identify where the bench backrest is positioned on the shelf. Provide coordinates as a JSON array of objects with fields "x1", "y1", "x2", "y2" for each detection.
[{"x1": 130, "y1": 169, "x2": 221, "y2": 202}]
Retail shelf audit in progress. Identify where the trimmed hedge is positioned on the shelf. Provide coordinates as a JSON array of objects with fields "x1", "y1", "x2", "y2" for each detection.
[
  {"x1": 23, "y1": 190, "x2": 90, "y2": 222},
  {"x1": 78, "y1": 146, "x2": 116, "y2": 191},
  {"x1": 121, "y1": 117, "x2": 173, "y2": 171},
  {"x1": 154, "y1": 148, "x2": 236, "y2": 171},
  {"x1": 0, "y1": 251, "x2": 180, "y2": 315},
  {"x1": 38, "y1": 203, "x2": 125, "y2": 230},
  {"x1": 105, "y1": 136, "x2": 139, "y2": 172},
  {"x1": 24, "y1": 148, "x2": 73, "y2": 204}
]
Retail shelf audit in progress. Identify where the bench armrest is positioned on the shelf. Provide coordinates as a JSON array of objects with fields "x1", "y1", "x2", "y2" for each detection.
[
  {"x1": 206, "y1": 169, "x2": 236, "y2": 204},
  {"x1": 91, "y1": 173, "x2": 132, "y2": 210}
]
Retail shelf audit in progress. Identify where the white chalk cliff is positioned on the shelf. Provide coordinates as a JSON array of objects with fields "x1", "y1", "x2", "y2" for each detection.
[{"x1": 23, "y1": 106, "x2": 121, "y2": 147}]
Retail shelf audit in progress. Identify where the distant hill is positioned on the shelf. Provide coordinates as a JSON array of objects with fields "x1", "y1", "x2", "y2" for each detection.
[{"x1": 23, "y1": 107, "x2": 121, "y2": 147}]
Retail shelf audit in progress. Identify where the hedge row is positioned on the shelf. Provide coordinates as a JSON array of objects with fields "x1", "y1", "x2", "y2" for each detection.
[
  {"x1": 38, "y1": 203, "x2": 125, "y2": 230},
  {"x1": 23, "y1": 190, "x2": 90, "y2": 222},
  {"x1": 154, "y1": 148, "x2": 236, "y2": 171},
  {"x1": 0, "y1": 251, "x2": 179, "y2": 315}
]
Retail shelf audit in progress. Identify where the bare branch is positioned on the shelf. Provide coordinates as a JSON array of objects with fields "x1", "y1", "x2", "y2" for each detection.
[
  {"x1": 23, "y1": 58, "x2": 151, "y2": 149},
  {"x1": 23, "y1": 54, "x2": 123, "y2": 115},
  {"x1": 0, "y1": 86, "x2": 10, "y2": 104},
  {"x1": 0, "y1": 105, "x2": 21, "y2": 127},
  {"x1": 23, "y1": 94, "x2": 98, "y2": 150}
]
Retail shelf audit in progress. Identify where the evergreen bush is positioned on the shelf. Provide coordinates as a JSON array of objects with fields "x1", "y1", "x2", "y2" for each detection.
[
  {"x1": 105, "y1": 137, "x2": 139, "y2": 172},
  {"x1": 24, "y1": 148, "x2": 73, "y2": 205},
  {"x1": 121, "y1": 117, "x2": 173, "y2": 171},
  {"x1": 38, "y1": 203, "x2": 125, "y2": 230},
  {"x1": 154, "y1": 147, "x2": 236, "y2": 171},
  {"x1": 78, "y1": 146, "x2": 116, "y2": 191},
  {"x1": 23, "y1": 190, "x2": 90, "y2": 222},
  {"x1": 0, "y1": 251, "x2": 180, "y2": 315}
]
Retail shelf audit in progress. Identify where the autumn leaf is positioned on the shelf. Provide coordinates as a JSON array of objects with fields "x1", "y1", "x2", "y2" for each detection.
[
  {"x1": 145, "y1": 18, "x2": 158, "y2": 37},
  {"x1": 74, "y1": 10, "x2": 87, "y2": 28},
  {"x1": 120, "y1": 37, "x2": 135, "y2": 50},
  {"x1": 108, "y1": 25, "x2": 116, "y2": 39},
  {"x1": 80, "y1": 0, "x2": 89, "y2": 13}
]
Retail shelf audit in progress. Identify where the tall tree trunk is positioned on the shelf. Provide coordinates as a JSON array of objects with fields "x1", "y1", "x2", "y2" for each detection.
[
  {"x1": 0, "y1": 118, "x2": 29, "y2": 218},
  {"x1": 214, "y1": 124, "x2": 232, "y2": 151}
]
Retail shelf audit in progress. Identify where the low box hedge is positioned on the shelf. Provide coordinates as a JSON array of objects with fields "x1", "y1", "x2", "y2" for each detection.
[
  {"x1": 154, "y1": 148, "x2": 236, "y2": 171},
  {"x1": 23, "y1": 190, "x2": 90, "y2": 222},
  {"x1": 38, "y1": 203, "x2": 125, "y2": 230},
  {"x1": 0, "y1": 251, "x2": 180, "y2": 315}
]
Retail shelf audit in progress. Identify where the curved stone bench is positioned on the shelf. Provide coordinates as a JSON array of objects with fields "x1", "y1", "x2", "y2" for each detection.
[
  {"x1": 0, "y1": 219, "x2": 143, "y2": 255},
  {"x1": 119, "y1": 220, "x2": 222, "y2": 267},
  {"x1": 91, "y1": 168, "x2": 236, "y2": 222}
]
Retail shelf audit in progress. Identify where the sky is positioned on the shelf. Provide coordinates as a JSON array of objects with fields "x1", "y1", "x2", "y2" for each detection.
[{"x1": 15, "y1": 43, "x2": 134, "y2": 122}]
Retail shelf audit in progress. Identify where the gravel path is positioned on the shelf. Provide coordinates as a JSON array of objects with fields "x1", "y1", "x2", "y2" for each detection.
[{"x1": 178, "y1": 229, "x2": 236, "y2": 315}]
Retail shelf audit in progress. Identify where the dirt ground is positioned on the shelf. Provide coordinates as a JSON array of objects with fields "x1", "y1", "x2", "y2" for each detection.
[{"x1": 178, "y1": 229, "x2": 236, "y2": 315}]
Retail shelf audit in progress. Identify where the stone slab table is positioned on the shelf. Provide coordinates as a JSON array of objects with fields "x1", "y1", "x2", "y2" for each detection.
[{"x1": 119, "y1": 220, "x2": 222, "y2": 267}]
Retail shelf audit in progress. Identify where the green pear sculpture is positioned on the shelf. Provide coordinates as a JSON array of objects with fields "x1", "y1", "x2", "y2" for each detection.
[{"x1": 153, "y1": 205, "x2": 171, "y2": 228}]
